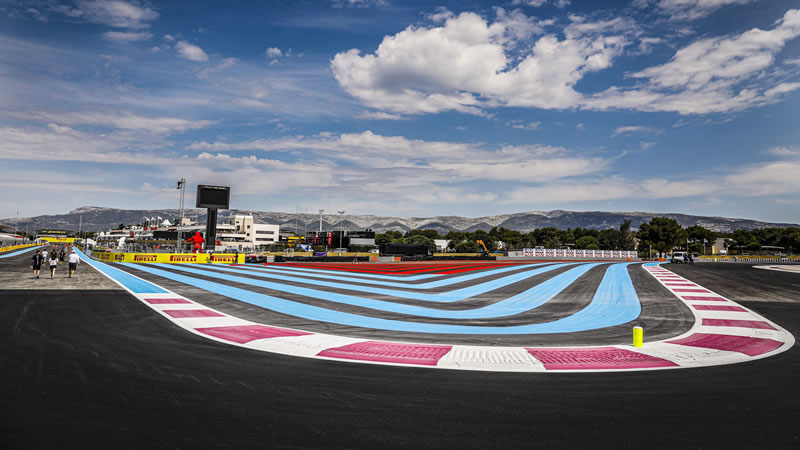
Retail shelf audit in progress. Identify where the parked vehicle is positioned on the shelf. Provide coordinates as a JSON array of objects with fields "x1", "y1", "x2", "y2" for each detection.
[{"x1": 671, "y1": 251, "x2": 688, "y2": 263}]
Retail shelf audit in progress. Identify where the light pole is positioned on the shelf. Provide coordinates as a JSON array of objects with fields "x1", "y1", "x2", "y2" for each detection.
[
  {"x1": 15, "y1": 211, "x2": 19, "y2": 243},
  {"x1": 338, "y1": 210, "x2": 345, "y2": 253},
  {"x1": 319, "y1": 209, "x2": 324, "y2": 250}
]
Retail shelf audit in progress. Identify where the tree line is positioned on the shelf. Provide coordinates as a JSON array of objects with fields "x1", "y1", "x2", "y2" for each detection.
[{"x1": 375, "y1": 218, "x2": 800, "y2": 255}]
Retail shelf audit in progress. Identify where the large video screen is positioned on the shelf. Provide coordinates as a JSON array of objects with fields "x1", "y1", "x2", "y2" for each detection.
[{"x1": 196, "y1": 185, "x2": 230, "y2": 209}]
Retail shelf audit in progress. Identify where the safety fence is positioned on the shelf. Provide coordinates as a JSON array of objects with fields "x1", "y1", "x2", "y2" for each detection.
[{"x1": 510, "y1": 249, "x2": 638, "y2": 258}]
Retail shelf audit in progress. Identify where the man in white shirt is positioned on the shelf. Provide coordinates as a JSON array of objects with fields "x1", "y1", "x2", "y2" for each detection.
[{"x1": 68, "y1": 251, "x2": 80, "y2": 278}]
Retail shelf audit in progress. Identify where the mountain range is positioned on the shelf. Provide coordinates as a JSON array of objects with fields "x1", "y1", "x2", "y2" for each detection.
[{"x1": 2, "y1": 206, "x2": 798, "y2": 235}]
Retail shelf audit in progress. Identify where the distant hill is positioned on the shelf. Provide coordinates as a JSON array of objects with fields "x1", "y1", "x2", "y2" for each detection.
[{"x1": 1, "y1": 206, "x2": 797, "y2": 234}]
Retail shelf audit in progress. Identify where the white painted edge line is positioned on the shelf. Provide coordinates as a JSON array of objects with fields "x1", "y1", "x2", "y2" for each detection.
[
  {"x1": 85, "y1": 257, "x2": 795, "y2": 373},
  {"x1": 753, "y1": 265, "x2": 800, "y2": 274}
]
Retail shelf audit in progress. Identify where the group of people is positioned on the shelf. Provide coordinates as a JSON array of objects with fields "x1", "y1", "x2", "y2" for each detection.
[{"x1": 31, "y1": 244, "x2": 80, "y2": 279}]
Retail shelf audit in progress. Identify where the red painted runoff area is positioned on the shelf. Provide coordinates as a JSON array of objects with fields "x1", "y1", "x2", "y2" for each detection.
[
  {"x1": 526, "y1": 347, "x2": 678, "y2": 370},
  {"x1": 317, "y1": 341, "x2": 452, "y2": 366},
  {"x1": 666, "y1": 333, "x2": 784, "y2": 357},
  {"x1": 196, "y1": 325, "x2": 311, "y2": 344}
]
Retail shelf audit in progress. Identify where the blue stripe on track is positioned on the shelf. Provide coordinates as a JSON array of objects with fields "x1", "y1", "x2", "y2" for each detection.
[
  {"x1": 118, "y1": 262, "x2": 640, "y2": 334},
  {"x1": 133, "y1": 262, "x2": 597, "y2": 319},
  {"x1": 75, "y1": 249, "x2": 167, "y2": 294},
  {"x1": 151, "y1": 262, "x2": 567, "y2": 302},
  {"x1": 235, "y1": 262, "x2": 551, "y2": 289}
]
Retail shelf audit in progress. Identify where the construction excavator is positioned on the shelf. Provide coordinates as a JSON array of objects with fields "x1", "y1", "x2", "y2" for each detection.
[{"x1": 476, "y1": 239, "x2": 490, "y2": 256}]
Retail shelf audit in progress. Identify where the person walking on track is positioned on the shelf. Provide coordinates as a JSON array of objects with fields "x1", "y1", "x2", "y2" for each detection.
[
  {"x1": 68, "y1": 250, "x2": 80, "y2": 278},
  {"x1": 31, "y1": 249, "x2": 43, "y2": 279},
  {"x1": 48, "y1": 252, "x2": 59, "y2": 279}
]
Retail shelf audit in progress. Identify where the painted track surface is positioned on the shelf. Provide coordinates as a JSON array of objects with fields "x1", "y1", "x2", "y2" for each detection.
[
  {"x1": 76, "y1": 250, "x2": 793, "y2": 372},
  {"x1": 2, "y1": 258, "x2": 800, "y2": 448}
]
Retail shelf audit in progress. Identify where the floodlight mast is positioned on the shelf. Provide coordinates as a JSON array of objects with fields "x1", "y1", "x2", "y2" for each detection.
[
  {"x1": 338, "y1": 210, "x2": 345, "y2": 252},
  {"x1": 177, "y1": 178, "x2": 185, "y2": 253}
]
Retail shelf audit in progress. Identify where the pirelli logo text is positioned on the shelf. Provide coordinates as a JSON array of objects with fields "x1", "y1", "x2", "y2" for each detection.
[
  {"x1": 133, "y1": 254, "x2": 158, "y2": 262},
  {"x1": 170, "y1": 255, "x2": 197, "y2": 263},
  {"x1": 211, "y1": 255, "x2": 235, "y2": 263}
]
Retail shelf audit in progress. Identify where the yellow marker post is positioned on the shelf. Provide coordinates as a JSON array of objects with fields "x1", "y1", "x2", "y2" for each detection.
[{"x1": 633, "y1": 326, "x2": 644, "y2": 347}]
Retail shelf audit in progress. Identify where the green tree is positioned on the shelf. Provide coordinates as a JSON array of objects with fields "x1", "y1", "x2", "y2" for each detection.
[
  {"x1": 575, "y1": 235, "x2": 600, "y2": 250},
  {"x1": 686, "y1": 225, "x2": 716, "y2": 254},
  {"x1": 731, "y1": 229, "x2": 760, "y2": 253},
  {"x1": 406, "y1": 229, "x2": 440, "y2": 240},
  {"x1": 402, "y1": 234, "x2": 436, "y2": 252},
  {"x1": 637, "y1": 217, "x2": 688, "y2": 257},
  {"x1": 454, "y1": 241, "x2": 480, "y2": 253}
]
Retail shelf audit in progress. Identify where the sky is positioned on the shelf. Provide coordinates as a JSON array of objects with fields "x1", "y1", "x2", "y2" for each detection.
[{"x1": 1, "y1": 0, "x2": 799, "y2": 223}]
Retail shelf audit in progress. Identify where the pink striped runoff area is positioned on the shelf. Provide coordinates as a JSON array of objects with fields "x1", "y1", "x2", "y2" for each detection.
[
  {"x1": 683, "y1": 296, "x2": 727, "y2": 301},
  {"x1": 702, "y1": 319, "x2": 777, "y2": 331},
  {"x1": 692, "y1": 304, "x2": 747, "y2": 312},
  {"x1": 196, "y1": 325, "x2": 311, "y2": 344},
  {"x1": 162, "y1": 309, "x2": 225, "y2": 318},
  {"x1": 666, "y1": 333, "x2": 783, "y2": 357},
  {"x1": 525, "y1": 346, "x2": 678, "y2": 370},
  {"x1": 143, "y1": 297, "x2": 191, "y2": 304},
  {"x1": 317, "y1": 341, "x2": 452, "y2": 366}
]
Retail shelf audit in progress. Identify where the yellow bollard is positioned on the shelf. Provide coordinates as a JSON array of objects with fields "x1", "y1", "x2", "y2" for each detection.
[{"x1": 633, "y1": 326, "x2": 644, "y2": 347}]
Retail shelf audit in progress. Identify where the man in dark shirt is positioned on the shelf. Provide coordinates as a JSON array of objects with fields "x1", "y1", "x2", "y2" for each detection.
[{"x1": 31, "y1": 250, "x2": 43, "y2": 279}]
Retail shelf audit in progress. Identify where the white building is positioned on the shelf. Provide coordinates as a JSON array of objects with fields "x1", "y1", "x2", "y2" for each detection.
[{"x1": 218, "y1": 215, "x2": 279, "y2": 250}]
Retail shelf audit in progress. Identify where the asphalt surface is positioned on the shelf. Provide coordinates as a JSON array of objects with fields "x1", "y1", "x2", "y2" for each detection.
[{"x1": 1, "y1": 262, "x2": 799, "y2": 448}]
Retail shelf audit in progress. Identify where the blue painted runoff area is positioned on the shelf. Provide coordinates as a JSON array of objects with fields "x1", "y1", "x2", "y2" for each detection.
[
  {"x1": 234, "y1": 262, "x2": 551, "y2": 290},
  {"x1": 141, "y1": 262, "x2": 598, "y2": 319},
  {"x1": 152, "y1": 262, "x2": 567, "y2": 303},
  {"x1": 121, "y1": 262, "x2": 641, "y2": 334},
  {"x1": 0, "y1": 245, "x2": 43, "y2": 258},
  {"x1": 76, "y1": 248, "x2": 167, "y2": 294}
]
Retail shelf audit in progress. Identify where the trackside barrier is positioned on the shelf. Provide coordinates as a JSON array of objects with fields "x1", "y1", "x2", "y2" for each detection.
[
  {"x1": 0, "y1": 243, "x2": 43, "y2": 253},
  {"x1": 93, "y1": 252, "x2": 245, "y2": 264}
]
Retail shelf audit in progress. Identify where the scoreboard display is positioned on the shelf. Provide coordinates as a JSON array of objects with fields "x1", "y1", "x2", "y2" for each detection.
[{"x1": 196, "y1": 185, "x2": 230, "y2": 209}]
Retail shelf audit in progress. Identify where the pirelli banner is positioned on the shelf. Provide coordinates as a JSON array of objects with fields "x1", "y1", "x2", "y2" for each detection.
[
  {"x1": 522, "y1": 248, "x2": 637, "y2": 258},
  {"x1": 94, "y1": 252, "x2": 245, "y2": 264}
]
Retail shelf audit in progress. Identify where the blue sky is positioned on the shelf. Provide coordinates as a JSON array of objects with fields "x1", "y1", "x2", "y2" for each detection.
[{"x1": 1, "y1": 0, "x2": 799, "y2": 223}]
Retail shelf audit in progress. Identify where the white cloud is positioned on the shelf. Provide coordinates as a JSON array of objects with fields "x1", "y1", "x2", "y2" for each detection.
[
  {"x1": 584, "y1": 9, "x2": 800, "y2": 114},
  {"x1": 233, "y1": 98, "x2": 270, "y2": 108},
  {"x1": 508, "y1": 120, "x2": 542, "y2": 130},
  {"x1": 356, "y1": 111, "x2": 409, "y2": 120},
  {"x1": 265, "y1": 47, "x2": 283, "y2": 58},
  {"x1": 655, "y1": 0, "x2": 758, "y2": 21},
  {"x1": 763, "y1": 146, "x2": 800, "y2": 157},
  {"x1": 188, "y1": 130, "x2": 601, "y2": 183},
  {"x1": 72, "y1": 0, "x2": 159, "y2": 28},
  {"x1": 9, "y1": 110, "x2": 213, "y2": 134},
  {"x1": 175, "y1": 40, "x2": 209, "y2": 62},
  {"x1": 764, "y1": 82, "x2": 800, "y2": 97},
  {"x1": 511, "y1": 0, "x2": 569, "y2": 7},
  {"x1": 331, "y1": 10, "x2": 630, "y2": 115},
  {"x1": 102, "y1": 31, "x2": 152, "y2": 42},
  {"x1": 611, "y1": 126, "x2": 659, "y2": 137},
  {"x1": 332, "y1": 0, "x2": 389, "y2": 8}
]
